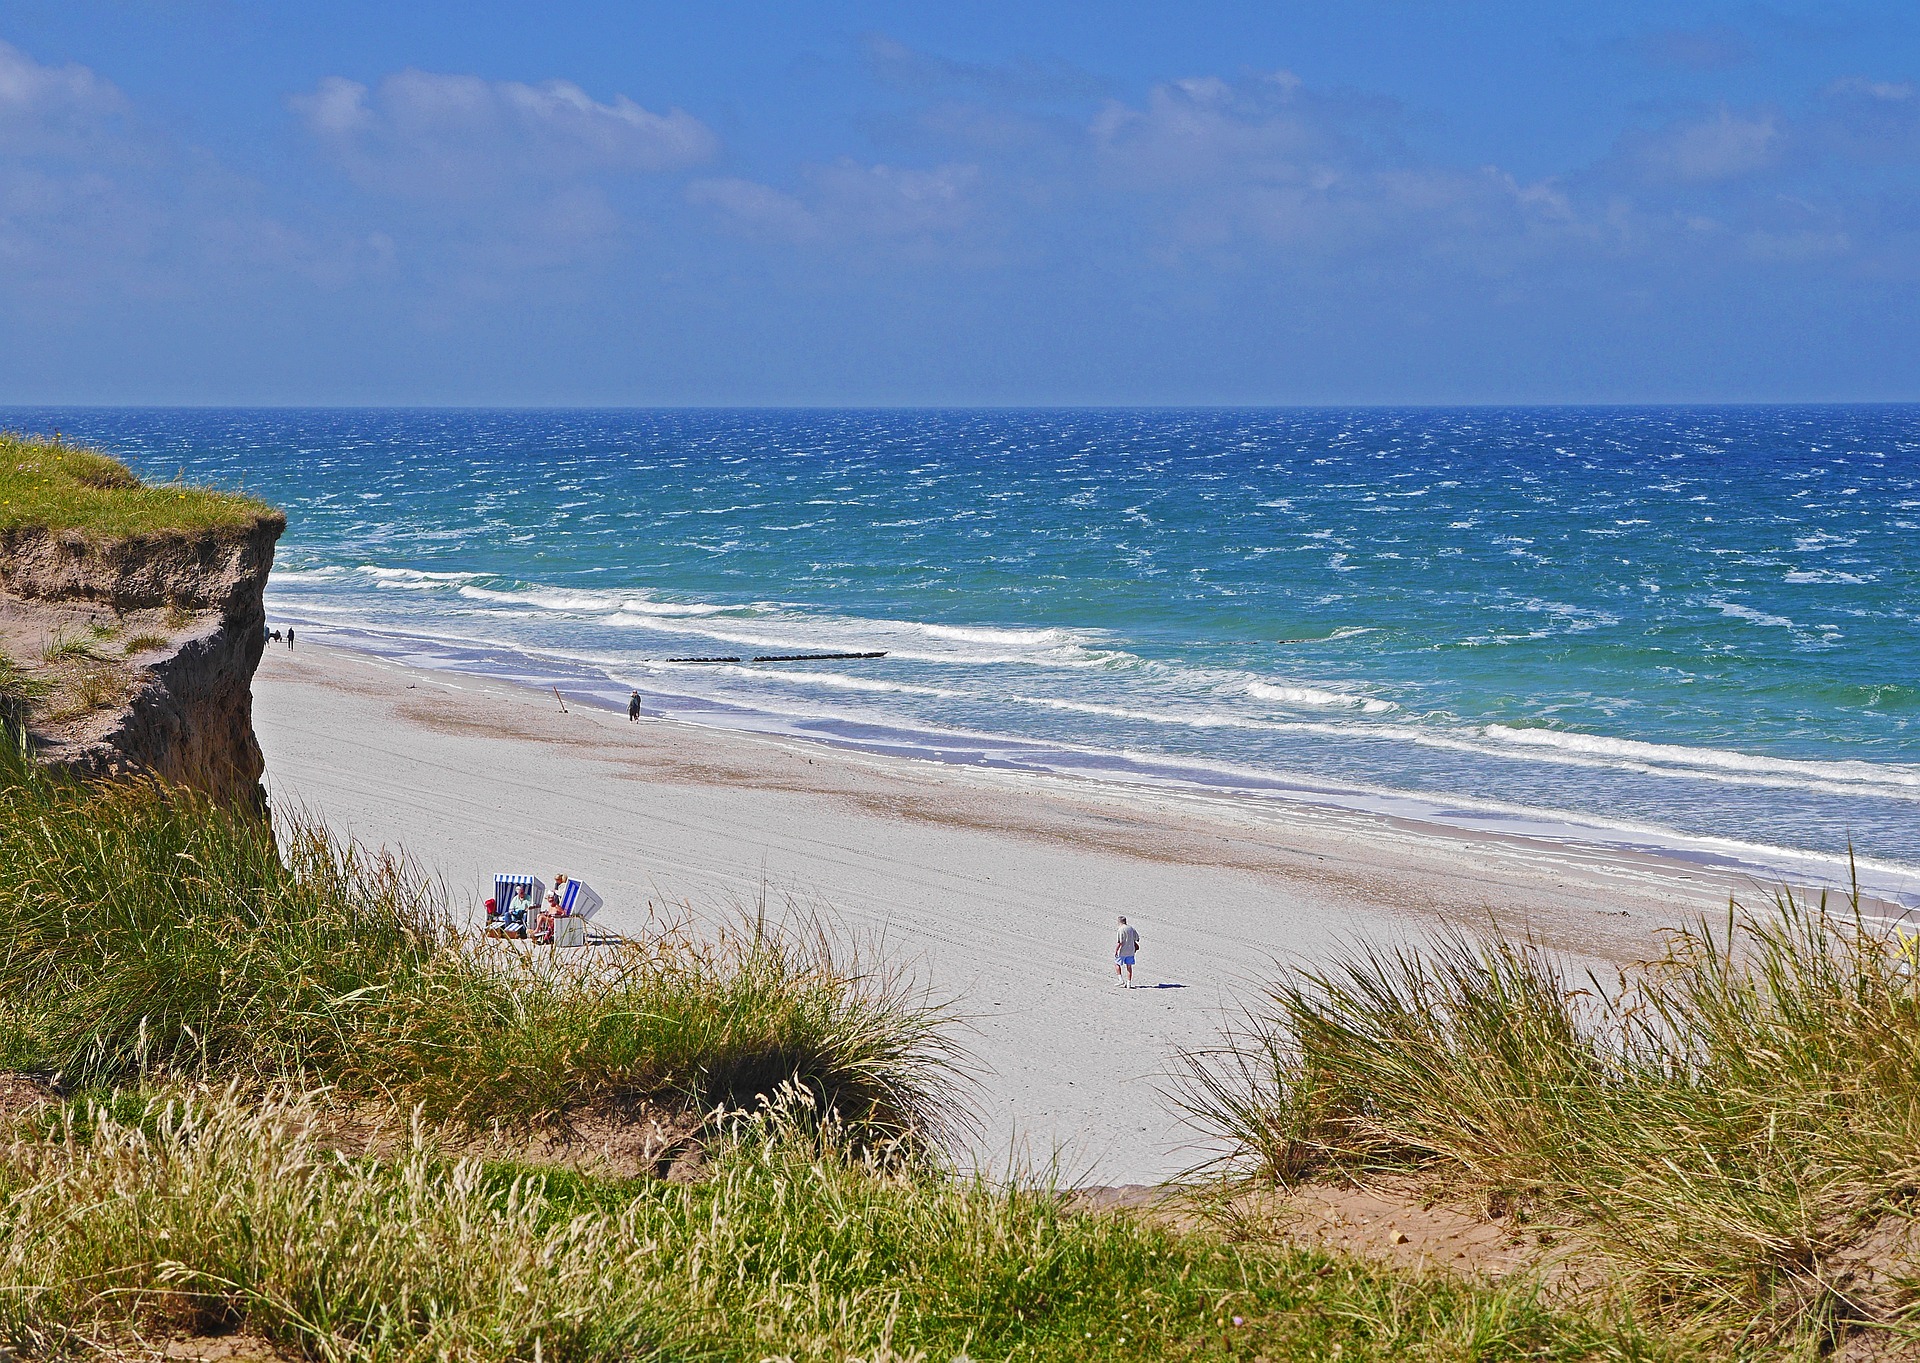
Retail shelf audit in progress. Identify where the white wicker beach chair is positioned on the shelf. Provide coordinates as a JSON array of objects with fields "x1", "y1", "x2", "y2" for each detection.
[{"x1": 548, "y1": 878, "x2": 603, "y2": 948}]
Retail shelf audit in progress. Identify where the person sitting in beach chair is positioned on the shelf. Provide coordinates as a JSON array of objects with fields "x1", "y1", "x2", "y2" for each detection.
[
  {"x1": 485, "y1": 899, "x2": 529, "y2": 939},
  {"x1": 515, "y1": 887, "x2": 539, "y2": 937},
  {"x1": 486, "y1": 874, "x2": 545, "y2": 940},
  {"x1": 536, "y1": 874, "x2": 576, "y2": 944},
  {"x1": 534, "y1": 891, "x2": 564, "y2": 944}
]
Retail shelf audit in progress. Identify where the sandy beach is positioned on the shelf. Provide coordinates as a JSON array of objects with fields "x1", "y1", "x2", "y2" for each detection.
[{"x1": 255, "y1": 641, "x2": 1762, "y2": 1184}]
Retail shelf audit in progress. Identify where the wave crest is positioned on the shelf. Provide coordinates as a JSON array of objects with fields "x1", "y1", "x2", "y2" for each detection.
[{"x1": 1245, "y1": 680, "x2": 1398, "y2": 713}]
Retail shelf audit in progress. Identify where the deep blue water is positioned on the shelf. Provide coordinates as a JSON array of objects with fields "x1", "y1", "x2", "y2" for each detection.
[{"x1": 11, "y1": 406, "x2": 1918, "y2": 890}]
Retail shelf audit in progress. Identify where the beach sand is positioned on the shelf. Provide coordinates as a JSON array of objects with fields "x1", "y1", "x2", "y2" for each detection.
[{"x1": 255, "y1": 641, "x2": 1754, "y2": 1184}]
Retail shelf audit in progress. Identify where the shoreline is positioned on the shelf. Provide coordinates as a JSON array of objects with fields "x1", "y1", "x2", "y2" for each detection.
[
  {"x1": 254, "y1": 639, "x2": 1882, "y2": 1183},
  {"x1": 266, "y1": 614, "x2": 1920, "y2": 915}
]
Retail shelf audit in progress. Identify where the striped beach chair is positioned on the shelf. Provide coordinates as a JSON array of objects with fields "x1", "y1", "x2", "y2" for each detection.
[
  {"x1": 549, "y1": 878, "x2": 605, "y2": 947},
  {"x1": 490, "y1": 874, "x2": 546, "y2": 936},
  {"x1": 555, "y1": 878, "x2": 604, "y2": 920}
]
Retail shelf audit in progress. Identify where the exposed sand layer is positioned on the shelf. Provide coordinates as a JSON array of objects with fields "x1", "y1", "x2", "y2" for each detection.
[{"x1": 255, "y1": 642, "x2": 1754, "y2": 1184}]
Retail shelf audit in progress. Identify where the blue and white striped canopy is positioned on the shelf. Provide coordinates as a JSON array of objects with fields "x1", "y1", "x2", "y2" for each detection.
[
  {"x1": 554, "y1": 878, "x2": 603, "y2": 920},
  {"x1": 492, "y1": 874, "x2": 546, "y2": 909}
]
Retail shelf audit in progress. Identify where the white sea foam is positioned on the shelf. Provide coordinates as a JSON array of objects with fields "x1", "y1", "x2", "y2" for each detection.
[
  {"x1": 668, "y1": 663, "x2": 963, "y2": 700},
  {"x1": 1793, "y1": 531, "x2": 1856, "y2": 551},
  {"x1": 1482, "y1": 724, "x2": 1920, "y2": 793},
  {"x1": 363, "y1": 566, "x2": 486, "y2": 580},
  {"x1": 1245, "y1": 681, "x2": 1397, "y2": 713},
  {"x1": 1013, "y1": 695, "x2": 1293, "y2": 730},
  {"x1": 362, "y1": 567, "x2": 491, "y2": 589},
  {"x1": 1784, "y1": 570, "x2": 1872, "y2": 585},
  {"x1": 1710, "y1": 599, "x2": 1796, "y2": 629},
  {"x1": 435, "y1": 577, "x2": 1118, "y2": 668},
  {"x1": 912, "y1": 621, "x2": 1083, "y2": 648}
]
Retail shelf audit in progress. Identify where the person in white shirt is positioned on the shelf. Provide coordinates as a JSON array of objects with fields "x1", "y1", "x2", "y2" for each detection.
[{"x1": 1114, "y1": 916, "x2": 1141, "y2": 988}]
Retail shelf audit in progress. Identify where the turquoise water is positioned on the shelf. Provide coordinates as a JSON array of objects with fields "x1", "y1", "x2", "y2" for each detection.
[{"x1": 14, "y1": 406, "x2": 1919, "y2": 893}]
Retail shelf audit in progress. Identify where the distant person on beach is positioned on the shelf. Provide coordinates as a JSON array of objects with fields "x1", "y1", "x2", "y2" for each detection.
[
  {"x1": 286, "y1": 628, "x2": 295, "y2": 651},
  {"x1": 1114, "y1": 916, "x2": 1141, "y2": 988},
  {"x1": 628, "y1": 689, "x2": 643, "y2": 722}
]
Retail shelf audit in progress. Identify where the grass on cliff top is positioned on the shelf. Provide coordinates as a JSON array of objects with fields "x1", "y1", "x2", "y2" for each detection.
[
  {"x1": 0, "y1": 741, "x2": 957, "y2": 1146},
  {"x1": 1178, "y1": 888, "x2": 1920, "y2": 1353},
  {"x1": 0, "y1": 433, "x2": 275, "y2": 539},
  {"x1": 0, "y1": 1088, "x2": 1682, "y2": 1363}
]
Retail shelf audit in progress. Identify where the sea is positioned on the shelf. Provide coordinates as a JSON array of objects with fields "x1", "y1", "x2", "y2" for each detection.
[{"x1": 10, "y1": 406, "x2": 1918, "y2": 906}]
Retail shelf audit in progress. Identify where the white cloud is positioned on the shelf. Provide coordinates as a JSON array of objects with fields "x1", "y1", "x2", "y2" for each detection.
[
  {"x1": 0, "y1": 42, "x2": 159, "y2": 297},
  {"x1": 1090, "y1": 71, "x2": 1351, "y2": 190},
  {"x1": 0, "y1": 38, "x2": 131, "y2": 156},
  {"x1": 1826, "y1": 77, "x2": 1915, "y2": 103},
  {"x1": 1743, "y1": 226, "x2": 1851, "y2": 261},
  {"x1": 291, "y1": 69, "x2": 718, "y2": 196},
  {"x1": 1637, "y1": 108, "x2": 1780, "y2": 182},
  {"x1": 690, "y1": 160, "x2": 978, "y2": 245},
  {"x1": 1817, "y1": 75, "x2": 1920, "y2": 164},
  {"x1": 686, "y1": 177, "x2": 817, "y2": 238},
  {"x1": 862, "y1": 33, "x2": 1107, "y2": 101},
  {"x1": 1082, "y1": 72, "x2": 1545, "y2": 266},
  {"x1": 0, "y1": 41, "x2": 384, "y2": 307}
]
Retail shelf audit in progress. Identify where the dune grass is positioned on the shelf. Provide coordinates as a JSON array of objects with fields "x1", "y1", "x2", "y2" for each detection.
[
  {"x1": 0, "y1": 747, "x2": 1697, "y2": 1362},
  {"x1": 0, "y1": 433, "x2": 274, "y2": 539},
  {"x1": 0, "y1": 651, "x2": 49, "y2": 730},
  {"x1": 1177, "y1": 888, "x2": 1920, "y2": 1352},
  {"x1": 0, "y1": 744, "x2": 957, "y2": 1146},
  {"x1": 0, "y1": 1088, "x2": 1677, "y2": 1363}
]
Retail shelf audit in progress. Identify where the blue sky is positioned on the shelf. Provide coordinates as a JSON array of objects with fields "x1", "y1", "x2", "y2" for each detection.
[{"x1": 3, "y1": 1, "x2": 1919, "y2": 405}]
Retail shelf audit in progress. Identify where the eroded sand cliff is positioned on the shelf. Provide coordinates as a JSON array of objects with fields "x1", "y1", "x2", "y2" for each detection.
[{"x1": 0, "y1": 513, "x2": 285, "y2": 805}]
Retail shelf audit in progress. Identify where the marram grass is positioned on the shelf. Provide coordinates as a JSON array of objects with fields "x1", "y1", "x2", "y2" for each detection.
[
  {"x1": 1177, "y1": 886, "x2": 1920, "y2": 1351},
  {"x1": 0, "y1": 742, "x2": 958, "y2": 1147},
  {"x1": 0, "y1": 433, "x2": 274, "y2": 539},
  {"x1": 0, "y1": 1088, "x2": 1678, "y2": 1363}
]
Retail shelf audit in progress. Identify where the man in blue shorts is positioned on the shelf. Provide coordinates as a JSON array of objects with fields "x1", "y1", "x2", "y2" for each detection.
[{"x1": 1114, "y1": 916, "x2": 1141, "y2": 988}]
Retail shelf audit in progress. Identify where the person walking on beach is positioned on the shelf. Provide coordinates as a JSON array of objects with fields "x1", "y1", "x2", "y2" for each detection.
[
  {"x1": 286, "y1": 627, "x2": 295, "y2": 651},
  {"x1": 628, "y1": 689, "x2": 643, "y2": 722},
  {"x1": 1114, "y1": 916, "x2": 1141, "y2": 988}
]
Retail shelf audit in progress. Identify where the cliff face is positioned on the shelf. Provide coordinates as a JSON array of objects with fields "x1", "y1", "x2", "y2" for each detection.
[{"x1": 3, "y1": 513, "x2": 286, "y2": 806}]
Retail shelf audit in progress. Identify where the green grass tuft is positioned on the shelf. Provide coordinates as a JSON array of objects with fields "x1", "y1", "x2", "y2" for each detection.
[
  {"x1": 0, "y1": 433, "x2": 274, "y2": 539},
  {"x1": 0, "y1": 651, "x2": 50, "y2": 731},
  {"x1": 0, "y1": 1089, "x2": 1678, "y2": 1363},
  {"x1": 0, "y1": 745, "x2": 960, "y2": 1147},
  {"x1": 1177, "y1": 887, "x2": 1920, "y2": 1349},
  {"x1": 39, "y1": 632, "x2": 99, "y2": 663}
]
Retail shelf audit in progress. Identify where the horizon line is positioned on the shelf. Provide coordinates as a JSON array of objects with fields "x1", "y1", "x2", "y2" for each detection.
[{"x1": 5, "y1": 399, "x2": 1920, "y2": 414}]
